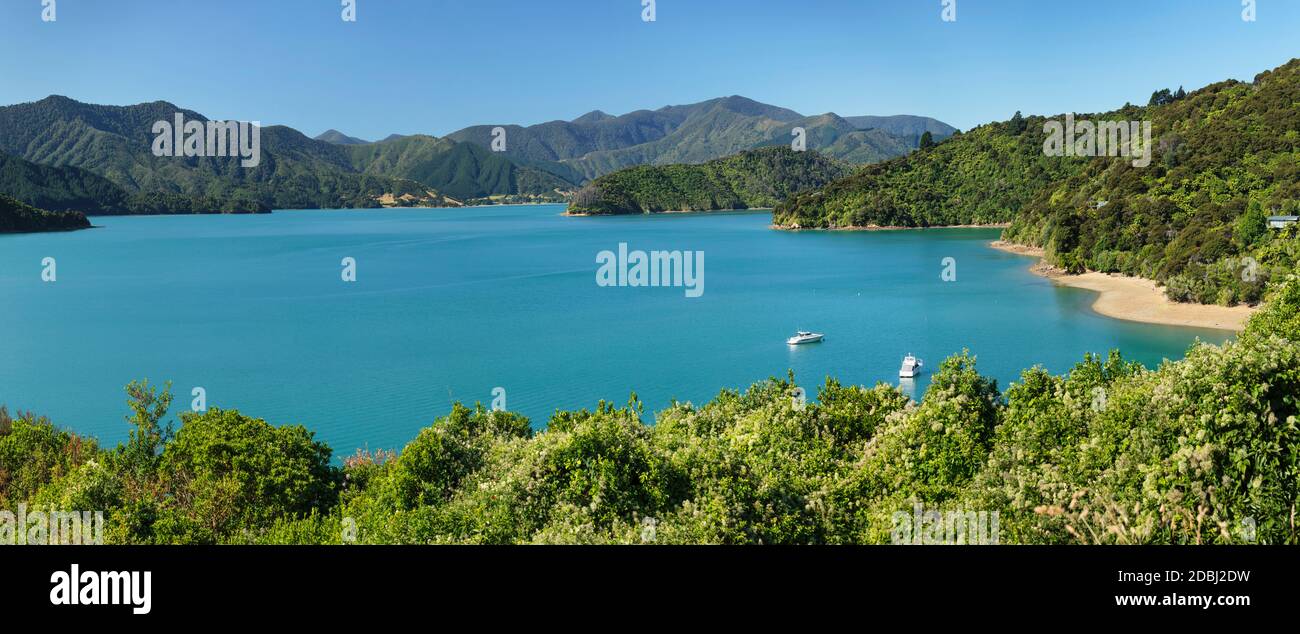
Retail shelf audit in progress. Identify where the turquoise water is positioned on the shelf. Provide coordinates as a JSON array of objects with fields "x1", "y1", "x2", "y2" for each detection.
[{"x1": 0, "y1": 205, "x2": 1231, "y2": 454}]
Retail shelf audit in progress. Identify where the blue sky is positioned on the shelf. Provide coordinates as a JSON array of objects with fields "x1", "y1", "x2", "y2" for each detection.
[{"x1": 1, "y1": 0, "x2": 1296, "y2": 139}]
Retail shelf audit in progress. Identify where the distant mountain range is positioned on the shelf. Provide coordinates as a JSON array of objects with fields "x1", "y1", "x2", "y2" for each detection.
[
  {"x1": 317, "y1": 95, "x2": 955, "y2": 184},
  {"x1": 0, "y1": 94, "x2": 953, "y2": 217},
  {"x1": 438, "y1": 96, "x2": 955, "y2": 181}
]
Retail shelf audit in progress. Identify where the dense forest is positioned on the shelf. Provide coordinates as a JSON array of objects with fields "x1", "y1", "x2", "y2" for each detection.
[
  {"x1": 1004, "y1": 60, "x2": 1300, "y2": 307},
  {"x1": 0, "y1": 151, "x2": 267, "y2": 215},
  {"x1": 0, "y1": 193, "x2": 90, "y2": 233},
  {"x1": 771, "y1": 110, "x2": 1084, "y2": 229},
  {"x1": 3, "y1": 274, "x2": 1297, "y2": 545},
  {"x1": 776, "y1": 58, "x2": 1300, "y2": 307},
  {"x1": 568, "y1": 147, "x2": 850, "y2": 215}
]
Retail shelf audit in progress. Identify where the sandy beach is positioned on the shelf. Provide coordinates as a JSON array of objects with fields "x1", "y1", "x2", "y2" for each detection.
[{"x1": 989, "y1": 241, "x2": 1256, "y2": 331}]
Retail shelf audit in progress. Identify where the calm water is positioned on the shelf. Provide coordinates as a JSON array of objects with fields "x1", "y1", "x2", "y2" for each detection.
[{"x1": 0, "y1": 205, "x2": 1230, "y2": 454}]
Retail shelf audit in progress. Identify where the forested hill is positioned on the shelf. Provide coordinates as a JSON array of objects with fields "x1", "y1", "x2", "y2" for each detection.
[
  {"x1": 776, "y1": 58, "x2": 1300, "y2": 306},
  {"x1": 772, "y1": 111, "x2": 1088, "y2": 229},
  {"x1": 1005, "y1": 59, "x2": 1300, "y2": 306},
  {"x1": 0, "y1": 194, "x2": 90, "y2": 233},
  {"x1": 566, "y1": 147, "x2": 850, "y2": 215},
  {"x1": 0, "y1": 151, "x2": 131, "y2": 213},
  {"x1": 0, "y1": 151, "x2": 269, "y2": 215},
  {"x1": 343, "y1": 135, "x2": 577, "y2": 201}
]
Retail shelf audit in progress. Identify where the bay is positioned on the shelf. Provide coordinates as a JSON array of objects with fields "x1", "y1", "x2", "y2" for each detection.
[{"x1": 0, "y1": 204, "x2": 1231, "y2": 454}]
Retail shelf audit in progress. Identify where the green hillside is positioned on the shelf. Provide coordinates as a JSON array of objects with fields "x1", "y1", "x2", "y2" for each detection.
[
  {"x1": 773, "y1": 111, "x2": 1087, "y2": 229},
  {"x1": 1004, "y1": 59, "x2": 1300, "y2": 306},
  {"x1": 776, "y1": 58, "x2": 1300, "y2": 306},
  {"x1": 0, "y1": 151, "x2": 265, "y2": 214},
  {"x1": 345, "y1": 135, "x2": 576, "y2": 201},
  {"x1": 0, "y1": 193, "x2": 90, "y2": 233},
  {"x1": 0, "y1": 151, "x2": 130, "y2": 213},
  {"x1": 567, "y1": 147, "x2": 850, "y2": 215},
  {"x1": 842, "y1": 114, "x2": 959, "y2": 140}
]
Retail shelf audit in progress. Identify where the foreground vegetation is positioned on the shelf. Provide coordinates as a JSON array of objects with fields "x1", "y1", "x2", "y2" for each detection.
[{"x1": 4, "y1": 274, "x2": 1298, "y2": 545}]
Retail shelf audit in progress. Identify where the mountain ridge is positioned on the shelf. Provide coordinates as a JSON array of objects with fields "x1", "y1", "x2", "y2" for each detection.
[{"x1": 445, "y1": 96, "x2": 956, "y2": 180}]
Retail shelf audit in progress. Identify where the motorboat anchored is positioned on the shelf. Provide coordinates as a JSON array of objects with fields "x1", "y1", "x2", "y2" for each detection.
[
  {"x1": 786, "y1": 331, "x2": 824, "y2": 345},
  {"x1": 899, "y1": 354, "x2": 923, "y2": 378}
]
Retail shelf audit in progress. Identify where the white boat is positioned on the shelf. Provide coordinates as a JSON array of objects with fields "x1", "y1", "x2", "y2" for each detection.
[
  {"x1": 786, "y1": 331, "x2": 824, "y2": 345},
  {"x1": 899, "y1": 354, "x2": 923, "y2": 378}
]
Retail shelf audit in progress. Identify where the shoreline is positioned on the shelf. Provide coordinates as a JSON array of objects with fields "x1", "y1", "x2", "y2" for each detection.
[
  {"x1": 988, "y1": 241, "x2": 1256, "y2": 331},
  {"x1": 564, "y1": 207, "x2": 770, "y2": 217},
  {"x1": 772, "y1": 222, "x2": 1010, "y2": 231}
]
